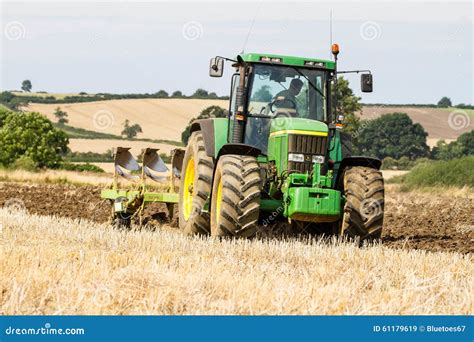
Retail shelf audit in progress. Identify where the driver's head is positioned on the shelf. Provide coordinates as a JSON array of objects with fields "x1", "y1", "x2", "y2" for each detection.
[{"x1": 289, "y1": 78, "x2": 303, "y2": 96}]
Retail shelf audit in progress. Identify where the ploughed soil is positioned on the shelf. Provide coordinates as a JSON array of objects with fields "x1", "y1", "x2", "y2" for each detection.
[{"x1": 1, "y1": 182, "x2": 472, "y2": 254}]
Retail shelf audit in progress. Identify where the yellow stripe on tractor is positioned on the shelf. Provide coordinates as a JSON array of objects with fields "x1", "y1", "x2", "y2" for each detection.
[{"x1": 269, "y1": 130, "x2": 329, "y2": 137}]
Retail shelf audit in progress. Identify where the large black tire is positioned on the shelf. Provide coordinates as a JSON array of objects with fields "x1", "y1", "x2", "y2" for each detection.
[
  {"x1": 340, "y1": 166, "x2": 384, "y2": 241},
  {"x1": 178, "y1": 131, "x2": 214, "y2": 235},
  {"x1": 210, "y1": 155, "x2": 261, "y2": 238}
]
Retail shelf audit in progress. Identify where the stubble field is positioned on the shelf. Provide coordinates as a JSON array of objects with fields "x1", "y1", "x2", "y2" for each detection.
[{"x1": 0, "y1": 181, "x2": 472, "y2": 315}]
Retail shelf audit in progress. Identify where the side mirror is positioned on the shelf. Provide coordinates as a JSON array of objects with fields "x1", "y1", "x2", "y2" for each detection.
[
  {"x1": 361, "y1": 73, "x2": 373, "y2": 93},
  {"x1": 209, "y1": 57, "x2": 224, "y2": 77}
]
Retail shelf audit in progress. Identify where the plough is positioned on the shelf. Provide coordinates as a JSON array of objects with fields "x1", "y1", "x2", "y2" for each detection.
[{"x1": 101, "y1": 147, "x2": 184, "y2": 228}]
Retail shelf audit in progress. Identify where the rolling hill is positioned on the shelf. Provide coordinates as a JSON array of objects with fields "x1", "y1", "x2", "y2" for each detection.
[
  {"x1": 26, "y1": 100, "x2": 473, "y2": 155},
  {"x1": 28, "y1": 98, "x2": 228, "y2": 142}
]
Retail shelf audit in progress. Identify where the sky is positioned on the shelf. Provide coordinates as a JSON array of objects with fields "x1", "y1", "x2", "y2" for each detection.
[{"x1": 0, "y1": 0, "x2": 472, "y2": 104}]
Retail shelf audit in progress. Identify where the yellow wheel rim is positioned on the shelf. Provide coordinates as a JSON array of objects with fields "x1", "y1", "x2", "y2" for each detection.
[
  {"x1": 183, "y1": 157, "x2": 195, "y2": 220},
  {"x1": 215, "y1": 176, "x2": 223, "y2": 226}
]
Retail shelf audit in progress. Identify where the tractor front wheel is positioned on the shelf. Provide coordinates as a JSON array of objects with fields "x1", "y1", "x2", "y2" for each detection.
[
  {"x1": 178, "y1": 131, "x2": 214, "y2": 235},
  {"x1": 210, "y1": 155, "x2": 262, "y2": 238},
  {"x1": 340, "y1": 166, "x2": 384, "y2": 242}
]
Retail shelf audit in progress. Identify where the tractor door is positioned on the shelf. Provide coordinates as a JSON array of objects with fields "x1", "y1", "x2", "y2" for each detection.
[
  {"x1": 244, "y1": 117, "x2": 271, "y2": 155},
  {"x1": 228, "y1": 71, "x2": 270, "y2": 154}
]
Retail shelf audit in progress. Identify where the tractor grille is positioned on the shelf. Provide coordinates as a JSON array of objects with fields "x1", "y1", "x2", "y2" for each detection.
[{"x1": 288, "y1": 134, "x2": 327, "y2": 174}]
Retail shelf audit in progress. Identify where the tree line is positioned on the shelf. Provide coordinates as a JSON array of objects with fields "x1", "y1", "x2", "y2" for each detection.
[
  {"x1": 0, "y1": 88, "x2": 229, "y2": 111},
  {"x1": 1, "y1": 78, "x2": 472, "y2": 172},
  {"x1": 181, "y1": 80, "x2": 473, "y2": 168}
]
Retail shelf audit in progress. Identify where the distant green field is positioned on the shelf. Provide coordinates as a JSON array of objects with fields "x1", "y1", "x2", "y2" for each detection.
[
  {"x1": 447, "y1": 107, "x2": 474, "y2": 116},
  {"x1": 459, "y1": 108, "x2": 474, "y2": 116},
  {"x1": 54, "y1": 123, "x2": 183, "y2": 146},
  {"x1": 392, "y1": 156, "x2": 474, "y2": 190}
]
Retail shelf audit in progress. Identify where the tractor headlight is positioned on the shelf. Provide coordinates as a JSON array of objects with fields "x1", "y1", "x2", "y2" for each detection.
[
  {"x1": 312, "y1": 155, "x2": 325, "y2": 164},
  {"x1": 288, "y1": 153, "x2": 305, "y2": 162}
]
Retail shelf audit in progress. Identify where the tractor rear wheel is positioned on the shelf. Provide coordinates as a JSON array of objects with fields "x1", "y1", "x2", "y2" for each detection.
[
  {"x1": 340, "y1": 166, "x2": 384, "y2": 242},
  {"x1": 210, "y1": 155, "x2": 262, "y2": 238},
  {"x1": 178, "y1": 131, "x2": 214, "y2": 235}
]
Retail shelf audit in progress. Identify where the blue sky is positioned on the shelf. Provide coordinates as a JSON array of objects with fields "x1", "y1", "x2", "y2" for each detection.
[{"x1": 1, "y1": 1, "x2": 472, "y2": 104}]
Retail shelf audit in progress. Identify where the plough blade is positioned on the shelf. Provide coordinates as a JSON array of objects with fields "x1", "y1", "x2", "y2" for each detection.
[
  {"x1": 142, "y1": 148, "x2": 168, "y2": 183},
  {"x1": 115, "y1": 165, "x2": 139, "y2": 180},
  {"x1": 171, "y1": 149, "x2": 185, "y2": 178},
  {"x1": 170, "y1": 148, "x2": 185, "y2": 193},
  {"x1": 143, "y1": 148, "x2": 168, "y2": 173},
  {"x1": 115, "y1": 147, "x2": 140, "y2": 171},
  {"x1": 114, "y1": 147, "x2": 139, "y2": 180}
]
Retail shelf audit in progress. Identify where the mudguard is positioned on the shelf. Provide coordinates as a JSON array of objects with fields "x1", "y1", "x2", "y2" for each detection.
[
  {"x1": 216, "y1": 143, "x2": 261, "y2": 159},
  {"x1": 190, "y1": 119, "x2": 215, "y2": 157},
  {"x1": 190, "y1": 118, "x2": 229, "y2": 158},
  {"x1": 334, "y1": 156, "x2": 382, "y2": 188}
]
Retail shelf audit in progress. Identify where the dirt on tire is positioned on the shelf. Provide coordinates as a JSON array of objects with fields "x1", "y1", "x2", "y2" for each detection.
[{"x1": 1, "y1": 182, "x2": 472, "y2": 254}]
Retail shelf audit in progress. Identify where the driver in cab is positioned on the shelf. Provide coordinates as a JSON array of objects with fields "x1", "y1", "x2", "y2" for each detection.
[{"x1": 272, "y1": 78, "x2": 303, "y2": 116}]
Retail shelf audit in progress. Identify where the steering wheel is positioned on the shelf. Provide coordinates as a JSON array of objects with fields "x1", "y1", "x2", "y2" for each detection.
[{"x1": 269, "y1": 97, "x2": 297, "y2": 114}]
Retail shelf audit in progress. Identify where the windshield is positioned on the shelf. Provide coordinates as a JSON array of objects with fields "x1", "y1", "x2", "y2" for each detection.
[{"x1": 248, "y1": 64, "x2": 328, "y2": 121}]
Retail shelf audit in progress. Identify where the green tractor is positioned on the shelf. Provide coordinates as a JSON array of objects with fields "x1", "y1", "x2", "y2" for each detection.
[{"x1": 102, "y1": 44, "x2": 384, "y2": 241}]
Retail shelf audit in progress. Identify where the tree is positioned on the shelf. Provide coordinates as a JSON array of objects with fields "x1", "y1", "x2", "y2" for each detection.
[
  {"x1": 0, "y1": 91, "x2": 14, "y2": 104},
  {"x1": 21, "y1": 80, "x2": 32, "y2": 92},
  {"x1": 432, "y1": 130, "x2": 474, "y2": 160},
  {"x1": 431, "y1": 140, "x2": 464, "y2": 160},
  {"x1": 437, "y1": 97, "x2": 452, "y2": 107},
  {"x1": 181, "y1": 105, "x2": 228, "y2": 144},
  {"x1": 457, "y1": 130, "x2": 474, "y2": 155},
  {"x1": 155, "y1": 90, "x2": 169, "y2": 98},
  {"x1": 53, "y1": 107, "x2": 68, "y2": 125},
  {"x1": 357, "y1": 113, "x2": 430, "y2": 159},
  {"x1": 192, "y1": 88, "x2": 209, "y2": 98},
  {"x1": 333, "y1": 77, "x2": 362, "y2": 137},
  {"x1": 0, "y1": 106, "x2": 11, "y2": 127},
  {"x1": 171, "y1": 90, "x2": 184, "y2": 98},
  {"x1": 0, "y1": 111, "x2": 68, "y2": 168},
  {"x1": 252, "y1": 85, "x2": 273, "y2": 102},
  {"x1": 121, "y1": 119, "x2": 143, "y2": 139},
  {"x1": 0, "y1": 91, "x2": 29, "y2": 111}
]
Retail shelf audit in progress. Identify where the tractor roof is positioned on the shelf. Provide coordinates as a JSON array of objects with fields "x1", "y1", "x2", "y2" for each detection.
[{"x1": 238, "y1": 53, "x2": 335, "y2": 70}]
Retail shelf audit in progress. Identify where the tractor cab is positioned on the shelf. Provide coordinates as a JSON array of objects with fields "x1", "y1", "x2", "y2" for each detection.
[{"x1": 216, "y1": 53, "x2": 335, "y2": 155}]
